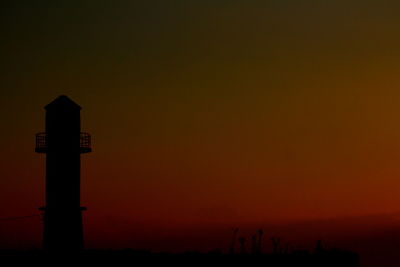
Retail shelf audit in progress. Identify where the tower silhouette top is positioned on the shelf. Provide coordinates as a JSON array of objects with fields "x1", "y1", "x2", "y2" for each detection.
[{"x1": 45, "y1": 95, "x2": 81, "y2": 111}]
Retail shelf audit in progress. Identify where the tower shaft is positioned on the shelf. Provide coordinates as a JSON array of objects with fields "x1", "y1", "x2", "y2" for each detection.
[{"x1": 36, "y1": 96, "x2": 91, "y2": 250}]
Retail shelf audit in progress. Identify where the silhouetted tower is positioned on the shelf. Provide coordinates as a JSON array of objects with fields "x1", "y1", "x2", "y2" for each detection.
[{"x1": 35, "y1": 95, "x2": 92, "y2": 250}]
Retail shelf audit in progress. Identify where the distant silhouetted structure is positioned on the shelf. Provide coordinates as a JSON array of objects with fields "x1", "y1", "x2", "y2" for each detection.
[{"x1": 35, "y1": 95, "x2": 92, "y2": 250}]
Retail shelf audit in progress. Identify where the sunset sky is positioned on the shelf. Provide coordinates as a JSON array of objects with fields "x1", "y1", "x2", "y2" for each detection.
[{"x1": 1, "y1": 1, "x2": 400, "y2": 264}]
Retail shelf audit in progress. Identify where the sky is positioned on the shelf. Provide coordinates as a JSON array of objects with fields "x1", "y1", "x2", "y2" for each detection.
[{"x1": 1, "y1": 0, "x2": 400, "y2": 264}]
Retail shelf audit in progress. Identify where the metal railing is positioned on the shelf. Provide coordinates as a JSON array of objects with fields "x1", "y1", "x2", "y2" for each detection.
[
  {"x1": 35, "y1": 132, "x2": 92, "y2": 153},
  {"x1": 35, "y1": 133, "x2": 47, "y2": 152},
  {"x1": 80, "y1": 132, "x2": 91, "y2": 153}
]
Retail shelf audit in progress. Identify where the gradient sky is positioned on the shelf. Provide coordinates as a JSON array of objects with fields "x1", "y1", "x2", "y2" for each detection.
[{"x1": 1, "y1": 0, "x2": 400, "y2": 259}]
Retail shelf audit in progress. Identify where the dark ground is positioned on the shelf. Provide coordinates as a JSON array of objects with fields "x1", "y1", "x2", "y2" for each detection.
[{"x1": 0, "y1": 249, "x2": 359, "y2": 267}]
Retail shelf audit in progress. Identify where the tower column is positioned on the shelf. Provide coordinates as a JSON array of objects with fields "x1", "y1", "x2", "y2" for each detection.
[{"x1": 36, "y1": 95, "x2": 92, "y2": 250}]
